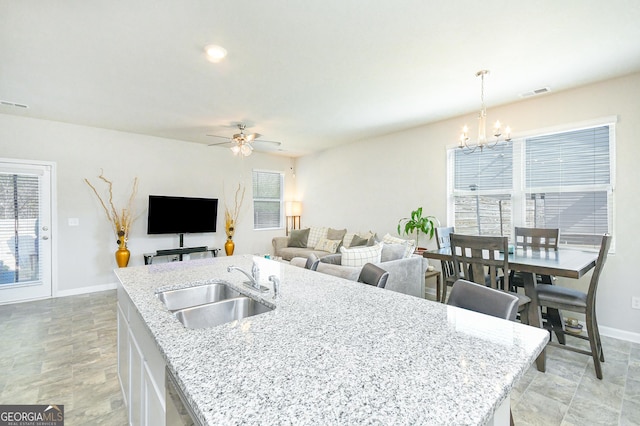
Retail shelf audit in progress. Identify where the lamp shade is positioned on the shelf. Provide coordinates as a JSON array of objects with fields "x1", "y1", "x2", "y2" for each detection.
[{"x1": 285, "y1": 201, "x2": 302, "y2": 216}]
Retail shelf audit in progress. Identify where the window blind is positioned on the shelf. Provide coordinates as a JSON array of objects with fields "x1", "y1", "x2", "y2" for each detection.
[
  {"x1": 524, "y1": 126, "x2": 611, "y2": 246},
  {"x1": 0, "y1": 173, "x2": 41, "y2": 284},
  {"x1": 454, "y1": 143, "x2": 513, "y2": 192},
  {"x1": 252, "y1": 170, "x2": 283, "y2": 230}
]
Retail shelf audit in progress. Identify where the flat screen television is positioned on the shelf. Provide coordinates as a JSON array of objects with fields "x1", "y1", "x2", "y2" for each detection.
[{"x1": 147, "y1": 195, "x2": 218, "y2": 235}]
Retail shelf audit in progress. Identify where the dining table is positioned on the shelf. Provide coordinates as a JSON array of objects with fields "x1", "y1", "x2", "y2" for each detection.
[{"x1": 423, "y1": 245, "x2": 600, "y2": 372}]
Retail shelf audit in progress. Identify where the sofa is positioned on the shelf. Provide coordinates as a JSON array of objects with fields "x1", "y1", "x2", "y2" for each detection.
[
  {"x1": 272, "y1": 227, "x2": 366, "y2": 261},
  {"x1": 272, "y1": 227, "x2": 428, "y2": 298}
]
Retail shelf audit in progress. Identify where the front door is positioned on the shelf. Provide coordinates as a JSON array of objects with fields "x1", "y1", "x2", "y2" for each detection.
[{"x1": 0, "y1": 159, "x2": 53, "y2": 304}]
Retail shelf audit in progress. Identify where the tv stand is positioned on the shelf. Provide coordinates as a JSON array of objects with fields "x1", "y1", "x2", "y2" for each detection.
[{"x1": 143, "y1": 246, "x2": 219, "y2": 265}]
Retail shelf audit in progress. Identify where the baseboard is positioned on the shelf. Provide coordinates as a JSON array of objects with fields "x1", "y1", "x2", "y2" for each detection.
[
  {"x1": 55, "y1": 282, "x2": 118, "y2": 298},
  {"x1": 599, "y1": 325, "x2": 640, "y2": 344}
]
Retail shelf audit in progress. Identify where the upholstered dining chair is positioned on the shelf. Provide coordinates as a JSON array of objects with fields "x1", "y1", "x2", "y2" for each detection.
[
  {"x1": 305, "y1": 253, "x2": 320, "y2": 271},
  {"x1": 435, "y1": 226, "x2": 456, "y2": 303},
  {"x1": 535, "y1": 234, "x2": 612, "y2": 379},
  {"x1": 447, "y1": 279, "x2": 520, "y2": 321},
  {"x1": 450, "y1": 233, "x2": 532, "y2": 325},
  {"x1": 357, "y1": 263, "x2": 389, "y2": 288},
  {"x1": 446, "y1": 277, "x2": 520, "y2": 426}
]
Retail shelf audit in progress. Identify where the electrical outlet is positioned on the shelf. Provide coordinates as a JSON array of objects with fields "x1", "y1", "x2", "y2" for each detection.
[{"x1": 632, "y1": 296, "x2": 640, "y2": 310}]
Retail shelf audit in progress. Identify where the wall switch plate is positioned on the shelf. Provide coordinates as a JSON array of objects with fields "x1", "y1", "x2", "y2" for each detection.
[
  {"x1": 632, "y1": 296, "x2": 640, "y2": 310},
  {"x1": 68, "y1": 218, "x2": 79, "y2": 226}
]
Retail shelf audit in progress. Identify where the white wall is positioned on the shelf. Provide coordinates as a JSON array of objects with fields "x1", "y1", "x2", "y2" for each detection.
[
  {"x1": 2, "y1": 72, "x2": 639, "y2": 339},
  {"x1": 296, "y1": 71, "x2": 640, "y2": 338},
  {"x1": 0, "y1": 114, "x2": 294, "y2": 295}
]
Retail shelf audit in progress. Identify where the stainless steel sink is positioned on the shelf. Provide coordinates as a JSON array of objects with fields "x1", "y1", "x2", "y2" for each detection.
[
  {"x1": 173, "y1": 296, "x2": 274, "y2": 329},
  {"x1": 156, "y1": 282, "x2": 241, "y2": 311}
]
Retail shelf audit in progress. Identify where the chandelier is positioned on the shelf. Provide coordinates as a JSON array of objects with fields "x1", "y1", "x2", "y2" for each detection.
[{"x1": 458, "y1": 70, "x2": 511, "y2": 153}]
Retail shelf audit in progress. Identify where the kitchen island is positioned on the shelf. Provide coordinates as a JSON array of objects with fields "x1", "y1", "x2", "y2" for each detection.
[{"x1": 115, "y1": 255, "x2": 548, "y2": 425}]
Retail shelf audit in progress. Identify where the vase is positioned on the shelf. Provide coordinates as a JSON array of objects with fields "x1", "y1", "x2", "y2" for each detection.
[
  {"x1": 115, "y1": 240, "x2": 130, "y2": 268},
  {"x1": 224, "y1": 237, "x2": 235, "y2": 256}
]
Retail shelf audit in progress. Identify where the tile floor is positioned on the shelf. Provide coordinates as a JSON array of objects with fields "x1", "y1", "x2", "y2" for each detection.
[
  {"x1": 0, "y1": 290, "x2": 638, "y2": 425},
  {"x1": 0, "y1": 291, "x2": 127, "y2": 425}
]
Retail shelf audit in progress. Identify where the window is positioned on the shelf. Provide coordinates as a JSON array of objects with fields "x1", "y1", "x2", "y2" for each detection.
[
  {"x1": 449, "y1": 122, "x2": 614, "y2": 249},
  {"x1": 252, "y1": 170, "x2": 283, "y2": 230}
]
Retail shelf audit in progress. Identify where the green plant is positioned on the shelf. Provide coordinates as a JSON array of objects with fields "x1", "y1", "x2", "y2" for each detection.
[{"x1": 397, "y1": 207, "x2": 439, "y2": 247}]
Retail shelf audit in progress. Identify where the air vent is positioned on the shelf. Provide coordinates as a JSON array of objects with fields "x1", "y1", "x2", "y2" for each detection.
[
  {"x1": 0, "y1": 100, "x2": 29, "y2": 109},
  {"x1": 519, "y1": 87, "x2": 551, "y2": 98}
]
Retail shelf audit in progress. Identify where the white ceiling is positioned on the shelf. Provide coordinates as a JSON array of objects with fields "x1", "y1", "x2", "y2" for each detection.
[{"x1": 2, "y1": 0, "x2": 640, "y2": 157}]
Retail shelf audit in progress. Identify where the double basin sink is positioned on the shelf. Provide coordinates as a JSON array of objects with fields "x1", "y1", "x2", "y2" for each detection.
[{"x1": 156, "y1": 281, "x2": 273, "y2": 329}]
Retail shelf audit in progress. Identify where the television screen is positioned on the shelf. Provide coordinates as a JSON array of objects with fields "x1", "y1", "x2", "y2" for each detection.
[{"x1": 147, "y1": 195, "x2": 218, "y2": 234}]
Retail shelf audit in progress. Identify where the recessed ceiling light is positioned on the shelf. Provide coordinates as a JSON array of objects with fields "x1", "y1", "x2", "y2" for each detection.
[{"x1": 204, "y1": 44, "x2": 227, "y2": 63}]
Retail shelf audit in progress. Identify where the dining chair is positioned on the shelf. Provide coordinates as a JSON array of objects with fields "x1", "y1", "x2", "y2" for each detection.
[
  {"x1": 510, "y1": 227, "x2": 559, "y2": 289},
  {"x1": 435, "y1": 226, "x2": 456, "y2": 303},
  {"x1": 535, "y1": 234, "x2": 612, "y2": 379},
  {"x1": 447, "y1": 279, "x2": 519, "y2": 321},
  {"x1": 446, "y1": 277, "x2": 520, "y2": 426},
  {"x1": 357, "y1": 263, "x2": 389, "y2": 288},
  {"x1": 508, "y1": 227, "x2": 563, "y2": 341},
  {"x1": 305, "y1": 253, "x2": 320, "y2": 271},
  {"x1": 450, "y1": 233, "x2": 532, "y2": 325}
]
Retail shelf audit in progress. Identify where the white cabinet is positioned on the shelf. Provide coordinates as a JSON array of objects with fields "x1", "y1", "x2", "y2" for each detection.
[
  {"x1": 129, "y1": 328, "x2": 144, "y2": 426},
  {"x1": 117, "y1": 301, "x2": 130, "y2": 404},
  {"x1": 143, "y1": 362, "x2": 165, "y2": 426},
  {"x1": 117, "y1": 284, "x2": 166, "y2": 426}
]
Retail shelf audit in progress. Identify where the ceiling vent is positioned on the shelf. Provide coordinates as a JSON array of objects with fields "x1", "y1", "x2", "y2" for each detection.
[
  {"x1": 519, "y1": 87, "x2": 551, "y2": 98},
  {"x1": 0, "y1": 100, "x2": 29, "y2": 109}
]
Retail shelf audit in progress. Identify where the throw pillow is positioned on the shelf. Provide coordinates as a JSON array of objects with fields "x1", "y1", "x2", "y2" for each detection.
[
  {"x1": 307, "y1": 226, "x2": 328, "y2": 248},
  {"x1": 314, "y1": 238, "x2": 341, "y2": 253},
  {"x1": 381, "y1": 243, "x2": 407, "y2": 262},
  {"x1": 382, "y1": 233, "x2": 416, "y2": 258},
  {"x1": 342, "y1": 232, "x2": 356, "y2": 248},
  {"x1": 327, "y1": 228, "x2": 347, "y2": 242},
  {"x1": 349, "y1": 234, "x2": 369, "y2": 247},
  {"x1": 288, "y1": 228, "x2": 310, "y2": 248},
  {"x1": 339, "y1": 242, "x2": 383, "y2": 267}
]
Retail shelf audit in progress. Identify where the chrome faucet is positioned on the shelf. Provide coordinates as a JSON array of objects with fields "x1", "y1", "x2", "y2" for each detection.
[
  {"x1": 268, "y1": 275, "x2": 280, "y2": 299},
  {"x1": 228, "y1": 263, "x2": 266, "y2": 292},
  {"x1": 251, "y1": 262, "x2": 260, "y2": 287}
]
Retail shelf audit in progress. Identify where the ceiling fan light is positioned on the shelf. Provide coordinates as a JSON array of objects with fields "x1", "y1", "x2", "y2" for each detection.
[
  {"x1": 240, "y1": 144, "x2": 253, "y2": 156},
  {"x1": 230, "y1": 145, "x2": 241, "y2": 155}
]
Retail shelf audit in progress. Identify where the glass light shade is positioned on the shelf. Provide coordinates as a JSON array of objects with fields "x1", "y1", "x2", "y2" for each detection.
[
  {"x1": 285, "y1": 201, "x2": 302, "y2": 216},
  {"x1": 230, "y1": 145, "x2": 241, "y2": 155},
  {"x1": 240, "y1": 144, "x2": 252, "y2": 156}
]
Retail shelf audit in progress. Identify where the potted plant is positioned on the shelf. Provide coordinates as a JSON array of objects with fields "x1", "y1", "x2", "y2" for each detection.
[{"x1": 397, "y1": 207, "x2": 439, "y2": 251}]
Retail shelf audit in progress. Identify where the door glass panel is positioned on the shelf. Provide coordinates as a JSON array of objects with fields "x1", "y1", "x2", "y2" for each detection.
[{"x1": 0, "y1": 173, "x2": 41, "y2": 286}]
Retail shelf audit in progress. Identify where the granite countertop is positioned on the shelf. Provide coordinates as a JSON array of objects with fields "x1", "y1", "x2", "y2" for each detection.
[{"x1": 115, "y1": 255, "x2": 548, "y2": 425}]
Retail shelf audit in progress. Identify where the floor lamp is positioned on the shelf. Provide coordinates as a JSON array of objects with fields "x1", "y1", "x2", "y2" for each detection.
[{"x1": 285, "y1": 201, "x2": 302, "y2": 236}]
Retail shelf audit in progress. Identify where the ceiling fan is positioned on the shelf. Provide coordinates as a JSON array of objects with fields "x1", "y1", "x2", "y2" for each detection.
[{"x1": 207, "y1": 123, "x2": 282, "y2": 157}]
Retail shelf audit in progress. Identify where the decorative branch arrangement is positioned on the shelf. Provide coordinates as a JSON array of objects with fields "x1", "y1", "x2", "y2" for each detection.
[
  {"x1": 85, "y1": 170, "x2": 139, "y2": 245},
  {"x1": 224, "y1": 183, "x2": 245, "y2": 238}
]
